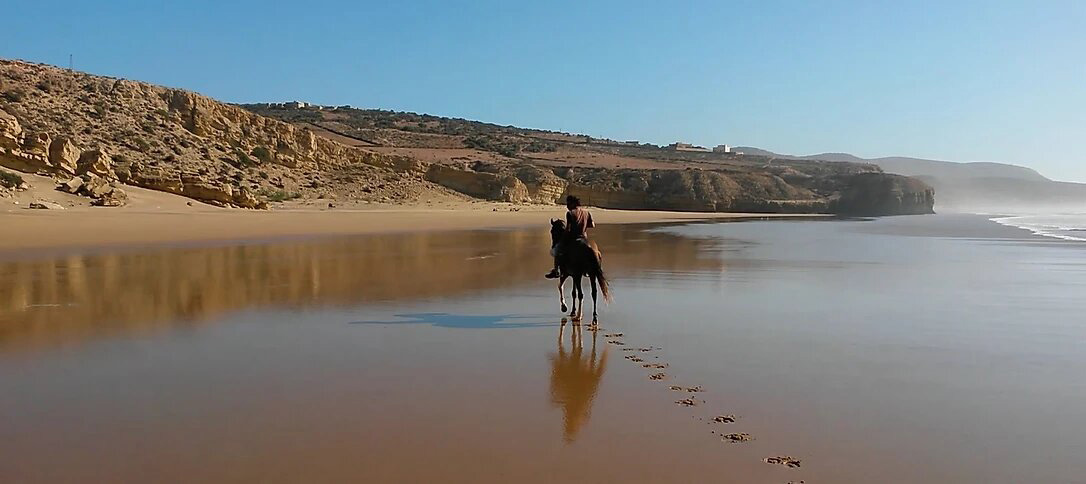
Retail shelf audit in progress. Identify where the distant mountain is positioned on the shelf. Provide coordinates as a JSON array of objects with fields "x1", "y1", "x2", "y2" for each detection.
[
  {"x1": 736, "y1": 147, "x2": 1084, "y2": 213},
  {"x1": 736, "y1": 147, "x2": 1049, "y2": 182}
]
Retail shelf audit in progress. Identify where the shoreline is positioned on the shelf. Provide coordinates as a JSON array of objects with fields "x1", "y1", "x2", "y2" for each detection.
[{"x1": 0, "y1": 202, "x2": 828, "y2": 256}]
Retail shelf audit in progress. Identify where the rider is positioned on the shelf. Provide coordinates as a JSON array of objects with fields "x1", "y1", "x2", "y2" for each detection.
[{"x1": 546, "y1": 195, "x2": 594, "y2": 279}]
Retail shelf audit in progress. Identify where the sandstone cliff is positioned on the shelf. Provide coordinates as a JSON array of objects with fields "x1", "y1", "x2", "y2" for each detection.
[
  {"x1": 0, "y1": 60, "x2": 446, "y2": 207},
  {"x1": 413, "y1": 161, "x2": 933, "y2": 215}
]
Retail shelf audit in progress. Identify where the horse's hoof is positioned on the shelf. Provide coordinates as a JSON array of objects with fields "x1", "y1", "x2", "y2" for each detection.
[{"x1": 561, "y1": 304, "x2": 568, "y2": 312}]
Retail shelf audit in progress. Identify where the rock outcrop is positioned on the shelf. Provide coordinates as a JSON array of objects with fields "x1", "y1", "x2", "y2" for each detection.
[
  {"x1": 92, "y1": 186, "x2": 128, "y2": 207},
  {"x1": 28, "y1": 199, "x2": 64, "y2": 209},
  {"x1": 47, "y1": 137, "x2": 79, "y2": 174},
  {"x1": 832, "y1": 173, "x2": 935, "y2": 215},
  {"x1": 76, "y1": 148, "x2": 116, "y2": 179},
  {"x1": 424, "y1": 163, "x2": 530, "y2": 203}
]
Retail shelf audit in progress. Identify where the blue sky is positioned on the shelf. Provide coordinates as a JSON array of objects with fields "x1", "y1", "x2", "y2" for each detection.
[{"x1": 5, "y1": 1, "x2": 1085, "y2": 181}]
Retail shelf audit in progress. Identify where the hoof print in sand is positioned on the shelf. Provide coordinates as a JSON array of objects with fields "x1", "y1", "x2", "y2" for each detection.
[
  {"x1": 764, "y1": 456, "x2": 802, "y2": 468},
  {"x1": 607, "y1": 340, "x2": 625, "y2": 345},
  {"x1": 712, "y1": 415, "x2": 737, "y2": 424},
  {"x1": 638, "y1": 346, "x2": 659, "y2": 352},
  {"x1": 624, "y1": 355, "x2": 644, "y2": 362},
  {"x1": 722, "y1": 432, "x2": 752, "y2": 443},
  {"x1": 621, "y1": 348, "x2": 638, "y2": 352},
  {"x1": 642, "y1": 363, "x2": 668, "y2": 369},
  {"x1": 603, "y1": 333, "x2": 623, "y2": 337},
  {"x1": 675, "y1": 398, "x2": 698, "y2": 407},
  {"x1": 668, "y1": 385, "x2": 703, "y2": 392},
  {"x1": 649, "y1": 373, "x2": 667, "y2": 380}
]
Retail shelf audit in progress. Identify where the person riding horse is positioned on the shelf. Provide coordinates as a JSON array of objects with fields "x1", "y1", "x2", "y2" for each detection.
[{"x1": 546, "y1": 195, "x2": 595, "y2": 279}]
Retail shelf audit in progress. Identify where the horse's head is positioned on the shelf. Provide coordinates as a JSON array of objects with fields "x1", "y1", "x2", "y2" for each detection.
[{"x1": 550, "y1": 218, "x2": 565, "y2": 245}]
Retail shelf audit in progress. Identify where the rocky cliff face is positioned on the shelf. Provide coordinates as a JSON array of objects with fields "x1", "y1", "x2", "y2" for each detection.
[
  {"x1": 0, "y1": 60, "x2": 443, "y2": 207},
  {"x1": 420, "y1": 161, "x2": 933, "y2": 215},
  {"x1": 832, "y1": 173, "x2": 936, "y2": 216}
]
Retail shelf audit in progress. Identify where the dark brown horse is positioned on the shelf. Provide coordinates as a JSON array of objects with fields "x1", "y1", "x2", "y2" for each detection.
[{"x1": 551, "y1": 219, "x2": 612, "y2": 322}]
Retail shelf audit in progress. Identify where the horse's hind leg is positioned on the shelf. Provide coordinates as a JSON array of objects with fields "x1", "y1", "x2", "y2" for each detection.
[
  {"x1": 573, "y1": 275, "x2": 582, "y2": 321},
  {"x1": 575, "y1": 276, "x2": 585, "y2": 321},
  {"x1": 590, "y1": 276, "x2": 598, "y2": 323},
  {"x1": 559, "y1": 275, "x2": 568, "y2": 313}
]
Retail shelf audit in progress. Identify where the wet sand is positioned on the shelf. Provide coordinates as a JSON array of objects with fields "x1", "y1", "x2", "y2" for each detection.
[{"x1": 3, "y1": 214, "x2": 1086, "y2": 482}]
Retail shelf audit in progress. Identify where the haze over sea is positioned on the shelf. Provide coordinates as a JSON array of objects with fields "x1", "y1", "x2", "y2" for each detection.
[{"x1": 2, "y1": 213, "x2": 1084, "y2": 483}]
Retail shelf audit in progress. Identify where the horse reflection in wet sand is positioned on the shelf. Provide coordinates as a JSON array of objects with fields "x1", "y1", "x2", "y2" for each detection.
[
  {"x1": 549, "y1": 320, "x2": 608, "y2": 443},
  {"x1": 551, "y1": 219, "x2": 613, "y2": 322}
]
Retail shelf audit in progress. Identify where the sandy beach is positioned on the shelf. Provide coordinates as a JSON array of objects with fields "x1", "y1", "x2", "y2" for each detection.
[{"x1": 1, "y1": 173, "x2": 822, "y2": 254}]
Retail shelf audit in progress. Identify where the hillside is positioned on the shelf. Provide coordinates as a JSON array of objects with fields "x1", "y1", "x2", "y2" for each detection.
[
  {"x1": 737, "y1": 146, "x2": 1085, "y2": 212},
  {"x1": 0, "y1": 59, "x2": 452, "y2": 209},
  {"x1": 244, "y1": 103, "x2": 935, "y2": 215},
  {"x1": 1, "y1": 59, "x2": 933, "y2": 215}
]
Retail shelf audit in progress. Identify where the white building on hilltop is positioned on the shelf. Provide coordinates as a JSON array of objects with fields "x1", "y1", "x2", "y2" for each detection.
[{"x1": 713, "y1": 144, "x2": 732, "y2": 153}]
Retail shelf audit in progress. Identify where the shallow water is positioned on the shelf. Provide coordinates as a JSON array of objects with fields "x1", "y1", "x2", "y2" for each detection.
[{"x1": 2, "y1": 215, "x2": 1085, "y2": 483}]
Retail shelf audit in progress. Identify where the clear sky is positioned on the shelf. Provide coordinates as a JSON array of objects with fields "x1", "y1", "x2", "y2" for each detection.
[{"x1": 4, "y1": 1, "x2": 1085, "y2": 181}]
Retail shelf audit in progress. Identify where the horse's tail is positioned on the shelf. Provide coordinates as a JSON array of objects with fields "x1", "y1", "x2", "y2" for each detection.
[{"x1": 589, "y1": 250, "x2": 613, "y2": 303}]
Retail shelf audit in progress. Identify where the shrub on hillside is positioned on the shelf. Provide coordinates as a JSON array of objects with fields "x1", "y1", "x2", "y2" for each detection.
[
  {"x1": 259, "y1": 188, "x2": 301, "y2": 202},
  {"x1": 0, "y1": 170, "x2": 25, "y2": 189},
  {"x1": 251, "y1": 146, "x2": 272, "y2": 164}
]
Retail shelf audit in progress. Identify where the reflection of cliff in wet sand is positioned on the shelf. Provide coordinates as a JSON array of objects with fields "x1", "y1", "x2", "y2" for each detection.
[
  {"x1": 0, "y1": 223, "x2": 737, "y2": 352},
  {"x1": 549, "y1": 322, "x2": 608, "y2": 443}
]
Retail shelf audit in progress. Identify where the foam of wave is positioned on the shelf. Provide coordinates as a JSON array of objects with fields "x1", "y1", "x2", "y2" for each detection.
[{"x1": 990, "y1": 215, "x2": 1086, "y2": 242}]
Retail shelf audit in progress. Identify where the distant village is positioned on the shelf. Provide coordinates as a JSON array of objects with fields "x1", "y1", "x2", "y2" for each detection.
[
  {"x1": 623, "y1": 141, "x2": 741, "y2": 155},
  {"x1": 666, "y1": 142, "x2": 739, "y2": 154},
  {"x1": 254, "y1": 101, "x2": 346, "y2": 110}
]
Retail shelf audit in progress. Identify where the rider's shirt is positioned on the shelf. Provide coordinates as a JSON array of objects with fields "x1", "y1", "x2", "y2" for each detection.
[{"x1": 566, "y1": 207, "x2": 594, "y2": 239}]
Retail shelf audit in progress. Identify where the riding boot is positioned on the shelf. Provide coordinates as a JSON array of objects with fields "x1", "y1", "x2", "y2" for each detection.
[{"x1": 545, "y1": 258, "x2": 561, "y2": 279}]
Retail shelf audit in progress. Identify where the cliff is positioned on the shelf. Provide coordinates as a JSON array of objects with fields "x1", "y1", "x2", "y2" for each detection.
[{"x1": 0, "y1": 59, "x2": 441, "y2": 208}]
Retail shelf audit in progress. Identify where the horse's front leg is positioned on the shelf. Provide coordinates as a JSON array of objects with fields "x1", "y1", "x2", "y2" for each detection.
[{"x1": 559, "y1": 274, "x2": 568, "y2": 313}]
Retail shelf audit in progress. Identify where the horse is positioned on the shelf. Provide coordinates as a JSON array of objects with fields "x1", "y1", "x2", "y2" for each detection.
[{"x1": 550, "y1": 219, "x2": 612, "y2": 322}]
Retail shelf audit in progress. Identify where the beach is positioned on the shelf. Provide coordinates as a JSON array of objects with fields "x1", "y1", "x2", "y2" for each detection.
[
  {"x1": 2, "y1": 213, "x2": 1086, "y2": 483},
  {"x1": 0, "y1": 175, "x2": 820, "y2": 254}
]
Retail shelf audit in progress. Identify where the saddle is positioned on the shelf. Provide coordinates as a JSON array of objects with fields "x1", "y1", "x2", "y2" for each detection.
[{"x1": 559, "y1": 237, "x2": 602, "y2": 261}]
